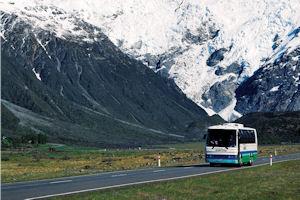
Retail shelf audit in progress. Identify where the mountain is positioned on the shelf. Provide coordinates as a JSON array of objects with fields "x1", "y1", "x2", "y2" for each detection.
[
  {"x1": 235, "y1": 27, "x2": 300, "y2": 114},
  {"x1": 6, "y1": 0, "x2": 297, "y2": 121},
  {"x1": 235, "y1": 111, "x2": 300, "y2": 144},
  {"x1": 234, "y1": 27, "x2": 300, "y2": 144},
  {"x1": 1, "y1": 10, "x2": 223, "y2": 147},
  {"x1": 1, "y1": 0, "x2": 299, "y2": 146}
]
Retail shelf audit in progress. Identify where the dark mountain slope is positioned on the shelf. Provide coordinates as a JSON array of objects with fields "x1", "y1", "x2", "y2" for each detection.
[
  {"x1": 235, "y1": 111, "x2": 300, "y2": 144},
  {"x1": 1, "y1": 12, "x2": 222, "y2": 147}
]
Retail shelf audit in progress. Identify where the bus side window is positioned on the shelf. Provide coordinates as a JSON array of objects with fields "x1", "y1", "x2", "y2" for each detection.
[
  {"x1": 249, "y1": 130, "x2": 255, "y2": 143},
  {"x1": 239, "y1": 130, "x2": 246, "y2": 143},
  {"x1": 239, "y1": 130, "x2": 255, "y2": 143}
]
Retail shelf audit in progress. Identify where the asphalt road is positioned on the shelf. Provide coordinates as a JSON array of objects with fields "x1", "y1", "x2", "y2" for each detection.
[{"x1": 2, "y1": 153, "x2": 300, "y2": 200}]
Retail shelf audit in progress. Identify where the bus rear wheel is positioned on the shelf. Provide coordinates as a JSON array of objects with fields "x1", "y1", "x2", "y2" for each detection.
[{"x1": 247, "y1": 159, "x2": 253, "y2": 166}]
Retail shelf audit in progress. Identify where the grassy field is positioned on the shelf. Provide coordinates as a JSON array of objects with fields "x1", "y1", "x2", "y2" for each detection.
[
  {"x1": 51, "y1": 160, "x2": 300, "y2": 200},
  {"x1": 1, "y1": 144, "x2": 202, "y2": 183},
  {"x1": 1, "y1": 143, "x2": 300, "y2": 183}
]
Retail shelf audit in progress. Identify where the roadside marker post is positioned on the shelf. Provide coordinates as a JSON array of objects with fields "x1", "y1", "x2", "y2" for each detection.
[
  {"x1": 270, "y1": 154, "x2": 273, "y2": 166},
  {"x1": 275, "y1": 149, "x2": 277, "y2": 156},
  {"x1": 158, "y1": 155, "x2": 161, "y2": 167}
]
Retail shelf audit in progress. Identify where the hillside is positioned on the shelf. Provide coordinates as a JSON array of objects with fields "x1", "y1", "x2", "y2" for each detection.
[
  {"x1": 235, "y1": 111, "x2": 300, "y2": 144},
  {"x1": 1, "y1": 12, "x2": 223, "y2": 147}
]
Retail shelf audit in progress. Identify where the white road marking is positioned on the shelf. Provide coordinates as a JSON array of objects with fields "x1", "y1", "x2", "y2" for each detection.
[
  {"x1": 111, "y1": 174, "x2": 127, "y2": 177},
  {"x1": 183, "y1": 167, "x2": 193, "y2": 169},
  {"x1": 49, "y1": 180, "x2": 72, "y2": 184},
  {"x1": 25, "y1": 158, "x2": 300, "y2": 200},
  {"x1": 3, "y1": 166, "x2": 160, "y2": 187},
  {"x1": 153, "y1": 169, "x2": 165, "y2": 173}
]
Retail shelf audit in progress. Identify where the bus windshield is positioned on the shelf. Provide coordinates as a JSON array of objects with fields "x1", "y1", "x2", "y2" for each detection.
[{"x1": 206, "y1": 129, "x2": 237, "y2": 147}]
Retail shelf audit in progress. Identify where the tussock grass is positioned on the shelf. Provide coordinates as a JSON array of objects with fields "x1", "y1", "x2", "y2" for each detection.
[{"x1": 1, "y1": 144, "x2": 203, "y2": 183}]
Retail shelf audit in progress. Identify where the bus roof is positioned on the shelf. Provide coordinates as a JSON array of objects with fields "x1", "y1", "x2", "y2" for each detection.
[{"x1": 208, "y1": 123, "x2": 256, "y2": 130}]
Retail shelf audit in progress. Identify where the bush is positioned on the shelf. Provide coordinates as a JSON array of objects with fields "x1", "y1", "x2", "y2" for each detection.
[
  {"x1": 37, "y1": 133, "x2": 47, "y2": 144},
  {"x1": 1, "y1": 136, "x2": 13, "y2": 148},
  {"x1": 1, "y1": 156, "x2": 10, "y2": 161},
  {"x1": 21, "y1": 133, "x2": 48, "y2": 145}
]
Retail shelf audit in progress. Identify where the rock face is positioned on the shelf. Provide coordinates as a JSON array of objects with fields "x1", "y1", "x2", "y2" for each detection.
[
  {"x1": 206, "y1": 48, "x2": 227, "y2": 67},
  {"x1": 236, "y1": 46, "x2": 300, "y2": 114},
  {"x1": 215, "y1": 62, "x2": 245, "y2": 76},
  {"x1": 202, "y1": 75, "x2": 237, "y2": 113},
  {"x1": 1, "y1": 12, "x2": 222, "y2": 147}
]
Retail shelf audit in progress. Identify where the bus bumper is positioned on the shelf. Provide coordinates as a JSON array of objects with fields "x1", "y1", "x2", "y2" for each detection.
[
  {"x1": 206, "y1": 158, "x2": 239, "y2": 164},
  {"x1": 205, "y1": 154, "x2": 239, "y2": 164}
]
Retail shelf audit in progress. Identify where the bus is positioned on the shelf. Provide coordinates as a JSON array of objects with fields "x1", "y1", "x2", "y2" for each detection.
[{"x1": 205, "y1": 123, "x2": 258, "y2": 166}]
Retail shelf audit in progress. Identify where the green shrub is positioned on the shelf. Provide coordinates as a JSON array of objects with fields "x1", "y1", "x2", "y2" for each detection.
[
  {"x1": 1, "y1": 156, "x2": 10, "y2": 161},
  {"x1": 19, "y1": 133, "x2": 48, "y2": 145},
  {"x1": 1, "y1": 136, "x2": 13, "y2": 148}
]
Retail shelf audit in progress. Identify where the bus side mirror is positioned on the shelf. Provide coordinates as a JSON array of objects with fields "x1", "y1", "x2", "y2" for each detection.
[{"x1": 203, "y1": 134, "x2": 207, "y2": 140}]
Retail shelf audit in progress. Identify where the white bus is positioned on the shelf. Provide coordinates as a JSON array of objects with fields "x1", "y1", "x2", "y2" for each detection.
[{"x1": 205, "y1": 123, "x2": 258, "y2": 166}]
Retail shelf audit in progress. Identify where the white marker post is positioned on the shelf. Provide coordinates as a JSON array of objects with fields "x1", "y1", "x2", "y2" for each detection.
[
  {"x1": 270, "y1": 154, "x2": 273, "y2": 166},
  {"x1": 158, "y1": 155, "x2": 161, "y2": 167},
  {"x1": 275, "y1": 149, "x2": 277, "y2": 156}
]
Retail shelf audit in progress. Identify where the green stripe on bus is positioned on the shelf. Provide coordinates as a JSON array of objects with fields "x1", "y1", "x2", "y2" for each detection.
[{"x1": 241, "y1": 152, "x2": 257, "y2": 163}]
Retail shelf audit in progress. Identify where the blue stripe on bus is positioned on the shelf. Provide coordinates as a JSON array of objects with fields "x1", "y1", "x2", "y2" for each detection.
[
  {"x1": 240, "y1": 150, "x2": 257, "y2": 156},
  {"x1": 206, "y1": 150, "x2": 257, "y2": 164},
  {"x1": 206, "y1": 154, "x2": 238, "y2": 159},
  {"x1": 240, "y1": 150, "x2": 257, "y2": 154},
  {"x1": 206, "y1": 158, "x2": 239, "y2": 164}
]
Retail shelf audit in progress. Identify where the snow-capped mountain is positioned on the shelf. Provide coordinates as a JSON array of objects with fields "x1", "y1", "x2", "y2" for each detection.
[
  {"x1": 1, "y1": 0, "x2": 300, "y2": 121},
  {"x1": 235, "y1": 27, "x2": 300, "y2": 113},
  {"x1": 1, "y1": 9, "x2": 224, "y2": 147}
]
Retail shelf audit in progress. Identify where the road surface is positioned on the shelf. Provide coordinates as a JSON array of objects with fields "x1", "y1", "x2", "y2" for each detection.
[{"x1": 2, "y1": 153, "x2": 300, "y2": 200}]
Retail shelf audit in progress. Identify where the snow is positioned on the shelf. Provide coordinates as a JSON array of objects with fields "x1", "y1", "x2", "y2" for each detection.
[
  {"x1": 154, "y1": 66, "x2": 166, "y2": 73},
  {"x1": 292, "y1": 56, "x2": 299, "y2": 62},
  {"x1": 0, "y1": 1, "x2": 93, "y2": 41},
  {"x1": 292, "y1": 76, "x2": 299, "y2": 85},
  {"x1": 199, "y1": 104, "x2": 216, "y2": 116},
  {"x1": 266, "y1": 26, "x2": 300, "y2": 65},
  {"x1": 270, "y1": 86, "x2": 280, "y2": 92},
  {"x1": 218, "y1": 99, "x2": 242, "y2": 122},
  {"x1": 1, "y1": 0, "x2": 300, "y2": 120},
  {"x1": 34, "y1": 34, "x2": 52, "y2": 59},
  {"x1": 32, "y1": 68, "x2": 41, "y2": 81}
]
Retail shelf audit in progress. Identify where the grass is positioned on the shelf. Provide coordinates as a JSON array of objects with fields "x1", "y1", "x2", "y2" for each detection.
[
  {"x1": 1, "y1": 144, "x2": 202, "y2": 183},
  {"x1": 1, "y1": 143, "x2": 300, "y2": 183},
  {"x1": 151, "y1": 142, "x2": 206, "y2": 150},
  {"x1": 51, "y1": 160, "x2": 300, "y2": 200}
]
